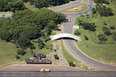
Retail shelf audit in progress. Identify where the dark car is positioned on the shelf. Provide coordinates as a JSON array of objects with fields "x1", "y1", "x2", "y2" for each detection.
[{"x1": 2, "y1": 15, "x2": 5, "y2": 17}]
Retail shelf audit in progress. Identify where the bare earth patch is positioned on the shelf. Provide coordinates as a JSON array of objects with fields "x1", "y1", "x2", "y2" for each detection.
[
  {"x1": 57, "y1": 4, "x2": 89, "y2": 13},
  {"x1": 0, "y1": 48, "x2": 4, "y2": 51}
]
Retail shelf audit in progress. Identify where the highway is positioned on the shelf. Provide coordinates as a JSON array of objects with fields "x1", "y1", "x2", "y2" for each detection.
[
  {"x1": 52, "y1": 0, "x2": 116, "y2": 71},
  {"x1": 0, "y1": 71, "x2": 116, "y2": 77},
  {"x1": 0, "y1": 15, "x2": 11, "y2": 18},
  {"x1": 0, "y1": 0, "x2": 116, "y2": 76}
]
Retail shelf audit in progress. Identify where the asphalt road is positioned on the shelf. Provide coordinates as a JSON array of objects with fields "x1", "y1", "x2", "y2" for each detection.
[
  {"x1": 61, "y1": 0, "x2": 116, "y2": 71},
  {"x1": 0, "y1": 71, "x2": 116, "y2": 77},
  {"x1": 0, "y1": 15, "x2": 11, "y2": 18}
]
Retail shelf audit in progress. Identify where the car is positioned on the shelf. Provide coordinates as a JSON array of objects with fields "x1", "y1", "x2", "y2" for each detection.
[
  {"x1": 2, "y1": 15, "x2": 5, "y2": 17},
  {"x1": 40, "y1": 69, "x2": 50, "y2": 72},
  {"x1": 69, "y1": 20, "x2": 71, "y2": 22}
]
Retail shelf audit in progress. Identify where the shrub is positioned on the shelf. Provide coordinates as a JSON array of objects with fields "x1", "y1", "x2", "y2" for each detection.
[
  {"x1": 17, "y1": 49, "x2": 26, "y2": 55},
  {"x1": 74, "y1": 30, "x2": 80, "y2": 35},
  {"x1": 92, "y1": 8, "x2": 96, "y2": 14},
  {"x1": 104, "y1": 30, "x2": 111, "y2": 36},
  {"x1": 38, "y1": 39, "x2": 45, "y2": 49},
  {"x1": 15, "y1": 55, "x2": 20, "y2": 59},
  {"x1": 84, "y1": 35, "x2": 89, "y2": 40},
  {"x1": 102, "y1": 27, "x2": 111, "y2": 36},
  {"x1": 110, "y1": 26, "x2": 115, "y2": 30},
  {"x1": 82, "y1": 23, "x2": 96, "y2": 31},
  {"x1": 103, "y1": 22, "x2": 107, "y2": 25},
  {"x1": 69, "y1": 62, "x2": 75, "y2": 67},
  {"x1": 113, "y1": 32, "x2": 116, "y2": 41},
  {"x1": 54, "y1": 54, "x2": 59, "y2": 60},
  {"x1": 75, "y1": 40, "x2": 78, "y2": 42},
  {"x1": 102, "y1": 27, "x2": 109, "y2": 32},
  {"x1": 97, "y1": 34, "x2": 107, "y2": 41},
  {"x1": 30, "y1": 45, "x2": 36, "y2": 50}
]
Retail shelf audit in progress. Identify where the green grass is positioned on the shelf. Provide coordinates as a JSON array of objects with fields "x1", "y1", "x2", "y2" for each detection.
[
  {"x1": 74, "y1": 0, "x2": 116, "y2": 65},
  {"x1": 75, "y1": 29, "x2": 116, "y2": 64},
  {"x1": 0, "y1": 12, "x2": 12, "y2": 15},
  {"x1": 0, "y1": 39, "x2": 17, "y2": 66},
  {"x1": 0, "y1": 39, "x2": 53, "y2": 66},
  {"x1": 56, "y1": 45, "x2": 59, "y2": 51},
  {"x1": 61, "y1": 40, "x2": 95, "y2": 70},
  {"x1": 24, "y1": 2, "x2": 39, "y2": 11}
]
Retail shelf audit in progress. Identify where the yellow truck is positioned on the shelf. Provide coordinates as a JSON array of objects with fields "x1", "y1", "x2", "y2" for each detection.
[{"x1": 40, "y1": 69, "x2": 50, "y2": 72}]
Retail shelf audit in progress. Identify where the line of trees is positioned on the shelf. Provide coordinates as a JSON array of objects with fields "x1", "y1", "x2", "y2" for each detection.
[
  {"x1": 0, "y1": 0, "x2": 26, "y2": 12},
  {"x1": 92, "y1": 4, "x2": 113, "y2": 16},
  {"x1": 94, "y1": 0, "x2": 109, "y2": 4},
  {"x1": 78, "y1": 20, "x2": 96, "y2": 31},
  {"x1": 22, "y1": 0, "x2": 75, "y2": 8}
]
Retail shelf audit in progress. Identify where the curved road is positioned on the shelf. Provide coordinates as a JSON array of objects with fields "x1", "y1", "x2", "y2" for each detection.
[{"x1": 52, "y1": 0, "x2": 116, "y2": 71}]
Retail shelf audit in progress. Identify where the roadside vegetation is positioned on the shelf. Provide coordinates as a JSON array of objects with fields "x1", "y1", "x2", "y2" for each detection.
[
  {"x1": 61, "y1": 41, "x2": 95, "y2": 70},
  {"x1": 0, "y1": 2, "x2": 66, "y2": 65},
  {"x1": 23, "y1": 0, "x2": 75, "y2": 8},
  {"x1": 0, "y1": 0, "x2": 26, "y2": 13},
  {"x1": 74, "y1": 0, "x2": 116, "y2": 65},
  {"x1": 61, "y1": 41, "x2": 80, "y2": 64}
]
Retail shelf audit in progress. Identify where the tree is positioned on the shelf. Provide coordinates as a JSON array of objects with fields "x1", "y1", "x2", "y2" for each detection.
[
  {"x1": 102, "y1": 27, "x2": 111, "y2": 36},
  {"x1": 56, "y1": 13, "x2": 66, "y2": 24},
  {"x1": 96, "y1": 5, "x2": 113, "y2": 16},
  {"x1": 0, "y1": 0, "x2": 26, "y2": 12},
  {"x1": 38, "y1": 38, "x2": 45, "y2": 49},
  {"x1": 0, "y1": 9, "x2": 66, "y2": 50},
  {"x1": 104, "y1": 30, "x2": 111, "y2": 36},
  {"x1": 94, "y1": 0, "x2": 109, "y2": 4},
  {"x1": 30, "y1": 45, "x2": 36, "y2": 50},
  {"x1": 110, "y1": 26, "x2": 115, "y2": 30},
  {"x1": 17, "y1": 49, "x2": 26, "y2": 55},
  {"x1": 113, "y1": 32, "x2": 116, "y2": 41},
  {"x1": 98, "y1": 34, "x2": 107, "y2": 41},
  {"x1": 82, "y1": 23, "x2": 96, "y2": 31},
  {"x1": 17, "y1": 36, "x2": 31, "y2": 49},
  {"x1": 92, "y1": 8, "x2": 96, "y2": 14},
  {"x1": 28, "y1": 0, "x2": 75, "y2": 8},
  {"x1": 34, "y1": 0, "x2": 49, "y2": 8},
  {"x1": 22, "y1": 0, "x2": 28, "y2": 2},
  {"x1": 75, "y1": 30, "x2": 80, "y2": 35},
  {"x1": 84, "y1": 35, "x2": 89, "y2": 40},
  {"x1": 102, "y1": 27, "x2": 109, "y2": 31},
  {"x1": 15, "y1": 55, "x2": 20, "y2": 59}
]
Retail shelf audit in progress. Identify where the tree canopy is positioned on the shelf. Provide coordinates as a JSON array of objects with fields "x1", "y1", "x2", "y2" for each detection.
[
  {"x1": 0, "y1": 0, "x2": 26, "y2": 12},
  {"x1": 94, "y1": 0, "x2": 109, "y2": 4},
  {"x1": 0, "y1": 9, "x2": 66, "y2": 49},
  {"x1": 26, "y1": 0, "x2": 75, "y2": 8},
  {"x1": 96, "y1": 5, "x2": 113, "y2": 16}
]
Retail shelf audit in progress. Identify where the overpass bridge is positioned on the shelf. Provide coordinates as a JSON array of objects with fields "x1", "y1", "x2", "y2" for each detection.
[{"x1": 50, "y1": 33, "x2": 81, "y2": 41}]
